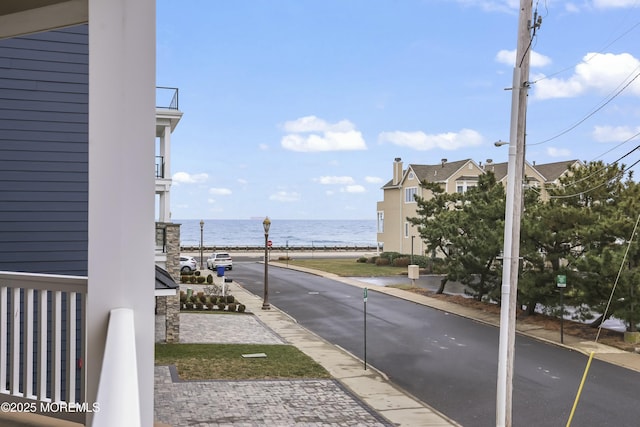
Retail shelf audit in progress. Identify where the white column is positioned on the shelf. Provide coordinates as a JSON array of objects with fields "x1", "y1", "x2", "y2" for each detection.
[{"x1": 87, "y1": 0, "x2": 156, "y2": 425}]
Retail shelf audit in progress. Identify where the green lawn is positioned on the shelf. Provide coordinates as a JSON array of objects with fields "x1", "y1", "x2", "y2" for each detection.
[
  {"x1": 280, "y1": 258, "x2": 407, "y2": 277},
  {"x1": 155, "y1": 343, "x2": 331, "y2": 380}
]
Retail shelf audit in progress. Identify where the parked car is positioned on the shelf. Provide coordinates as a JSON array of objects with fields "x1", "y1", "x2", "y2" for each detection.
[
  {"x1": 180, "y1": 256, "x2": 198, "y2": 273},
  {"x1": 206, "y1": 252, "x2": 233, "y2": 270}
]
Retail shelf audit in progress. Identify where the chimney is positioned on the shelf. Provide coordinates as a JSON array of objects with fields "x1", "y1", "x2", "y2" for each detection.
[
  {"x1": 441, "y1": 158, "x2": 447, "y2": 167},
  {"x1": 393, "y1": 158, "x2": 403, "y2": 185}
]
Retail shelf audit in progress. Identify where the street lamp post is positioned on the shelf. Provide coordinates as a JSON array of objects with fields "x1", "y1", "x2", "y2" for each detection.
[
  {"x1": 199, "y1": 219, "x2": 204, "y2": 269},
  {"x1": 262, "y1": 216, "x2": 271, "y2": 310}
]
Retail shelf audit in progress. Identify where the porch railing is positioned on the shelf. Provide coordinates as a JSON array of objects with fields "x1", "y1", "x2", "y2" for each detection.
[
  {"x1": 0, "y1": 271, "x2": 87, "y2": 424},
  {"x1": 156, "y1": 86, "x2": 179, "y2": 110},
  {"x1": 155, "y1": 155, "x2": 165, "y2": 178}
]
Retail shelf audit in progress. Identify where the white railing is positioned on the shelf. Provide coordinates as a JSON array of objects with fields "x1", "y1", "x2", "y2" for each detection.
[
  {"x1": 0, "y1": 271, "x2": 87, "y2": 424},
  {"x1": 93, "y1": 308, "x2": 140, "y2": 427}
]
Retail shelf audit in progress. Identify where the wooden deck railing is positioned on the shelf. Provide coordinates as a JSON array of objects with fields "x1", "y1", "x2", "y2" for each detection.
[{"x1": 0, "y1": 271, "x2": 87, "y2": 424}]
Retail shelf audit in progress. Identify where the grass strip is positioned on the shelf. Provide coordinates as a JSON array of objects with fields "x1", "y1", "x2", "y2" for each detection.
[
  {"x1": 155, "y1": 343, "x2": 331, "y2": 380},
  {"x1": 281, "y1": 258, "x2": 406, "y2": 277}
]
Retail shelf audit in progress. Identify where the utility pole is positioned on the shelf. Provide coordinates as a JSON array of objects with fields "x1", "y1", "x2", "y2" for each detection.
[{"x1": 496, "y1": 1, "x2": 537, "y2": 426}]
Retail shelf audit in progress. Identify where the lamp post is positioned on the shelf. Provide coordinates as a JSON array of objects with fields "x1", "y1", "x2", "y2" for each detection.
[
  {"x1": 199, "y1": 219, "x2": 204, "y2": 269},
  {"x1": 262, "y1": 216, "x2": 271, "y2": 310}
]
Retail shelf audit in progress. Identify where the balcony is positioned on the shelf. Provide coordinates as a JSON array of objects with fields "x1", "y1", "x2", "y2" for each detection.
[{"x1": 156, "y1": 87, "x2": 179, "y2": 110}]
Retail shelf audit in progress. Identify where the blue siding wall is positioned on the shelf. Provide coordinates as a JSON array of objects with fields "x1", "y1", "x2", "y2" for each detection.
[{"x1": 0, "y1": 25, "x2": 88, "y2": 275}]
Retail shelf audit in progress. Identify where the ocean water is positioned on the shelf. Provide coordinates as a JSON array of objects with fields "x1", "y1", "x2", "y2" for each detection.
[{"x1": 176, "y1": 219, "x2": 377, "y2": 247}]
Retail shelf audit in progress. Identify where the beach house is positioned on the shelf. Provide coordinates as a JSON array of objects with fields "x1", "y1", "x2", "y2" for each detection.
[
  {"x1": 377, "y1": 157, "x2": 582, "y2": 254},
  {"x1": 0, "y1": 1, "x2": 161, "y2": 425}
]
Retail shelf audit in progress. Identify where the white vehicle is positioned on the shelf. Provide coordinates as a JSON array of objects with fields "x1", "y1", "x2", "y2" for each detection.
[
  {"x1": 206, "y1": 252, "x2": 233, "y2": 270},
  {"x1": 180, "y1": 256, "x2": 198, "y2": 273}
]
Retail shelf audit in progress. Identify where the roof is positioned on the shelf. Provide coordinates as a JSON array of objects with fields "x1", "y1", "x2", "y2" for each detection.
[
  {"x1": 533, "y1": 160, "x2": 581, "y2": 182},
  {"x1": 155, "y1": 265, "x2": 179, "y2": 292},
  {"x1": 409, "y1": 159, "x2": 474, "y2": 184}
]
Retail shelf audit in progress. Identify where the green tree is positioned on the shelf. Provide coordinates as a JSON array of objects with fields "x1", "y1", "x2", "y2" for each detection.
[{"x1": 409, "y1": 173, "x2": 505, "y2": 300}]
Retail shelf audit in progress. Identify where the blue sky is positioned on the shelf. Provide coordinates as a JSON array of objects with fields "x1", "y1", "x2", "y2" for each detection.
[{"x1": 157, "y1": 0, "x2": 640, "y2": 220}]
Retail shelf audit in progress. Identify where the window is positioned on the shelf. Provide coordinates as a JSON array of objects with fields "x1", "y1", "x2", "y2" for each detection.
[
  {"x1": 408, "y1": 171, "x2": 415, "y2": 180},
  {"x1": 455, "y1": 180, "x2": 476, "y2": 194},
  {"x1": 405, "y1": 187, "x2": 417, "y2": 203},
  {"x1": 377, "y1": 211, "x2": 384, "y2": 233},
  {"x1": 404, "y1": 222, "x2": 410, "y2": 238}
]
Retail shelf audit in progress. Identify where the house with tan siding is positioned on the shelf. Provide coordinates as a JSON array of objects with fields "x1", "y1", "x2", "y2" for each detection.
[{"x1": 377, "y1": 157, "x2": 582, "y2": 254}]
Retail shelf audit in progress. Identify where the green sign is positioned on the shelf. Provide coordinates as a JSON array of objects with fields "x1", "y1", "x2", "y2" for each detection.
[{"x1": 556, "y1": 275, "x2": 567, "y2": 288}]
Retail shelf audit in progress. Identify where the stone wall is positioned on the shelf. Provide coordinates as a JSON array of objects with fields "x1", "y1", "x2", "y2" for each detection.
[{"x1": 156, "y1": 222, "x2": 181, "y2": 343}]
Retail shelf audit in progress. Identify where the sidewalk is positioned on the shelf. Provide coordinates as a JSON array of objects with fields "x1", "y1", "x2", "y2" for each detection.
[
  {"x1": 156, "y1": 260, "x2": 640, "y2": 426},
  {"x1": 155, "y1": 279, "x2": 459, "y2": 427}
]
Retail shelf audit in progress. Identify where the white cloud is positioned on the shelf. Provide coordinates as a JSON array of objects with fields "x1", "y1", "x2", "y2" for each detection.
[
  {"x1": 316, "y1": 176, "x2": 355, "y2": 185},
  {"x1": 269, "y1": 191, "x2": 300, "y2": 202},
  {"x1": 547, "y1": 147, "x2": 571, "y2": 157},
  {"x1": 533, "y1": 52, "x2": 640, "y2": 100},
  {"x1": 172, "y1": 172, "x2": 208, "y2": 184},
  {"x1": 282, "y1": 115, "x2": 355, "y2": 133},
  {"x1": 495, "y1": 49, "x2": 551, "y2": 68},
  {"x1": 237, "y1": 178, "x2": 248, "y2": 185},
  {"x1": 341, "y1": 185, "x2": 366, "y2": 193},
  {"x1": 280, "y1": 116, "x2": 367, "y2": 152},
  {"x1": 593, "y1": 0, "x2": 639, "y2": 8},
  {"x1": 365, "y1": 176, "x2": 383, "y2": 184},
  {"x1": 259, "y1": 143, "x2": 269, "y2": 150},
  {"x1": 282, "y1": 131, "x2": 366, "y2": 152},
  {"x1": 378, "y1": 128, "x2": 483, "y2": 150},
  {"x1": 209, "y1": 188, "x2": 232, "y2": 196},
  {"x1": 592, "y1": 125, "x2": 640, "y2": 142}
]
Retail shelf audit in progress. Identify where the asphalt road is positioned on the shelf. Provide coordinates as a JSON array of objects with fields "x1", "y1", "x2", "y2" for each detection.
[{"x1": 228, "y1": 261, "x2": 640, "y2": 426}]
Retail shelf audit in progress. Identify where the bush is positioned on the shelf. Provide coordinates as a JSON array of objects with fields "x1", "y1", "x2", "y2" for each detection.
[
  {"x1": 217, "y1": 302, "x2": 226, "y2": 311},
  {"x1": 227, "y1": 303, "x2": 237, "y2": 312},
  {"x1": 368, "y1": 256, "x2": 378, "y2": 264},
  {"x1": 206, "y1": 302, "x2": 214, "y2": 310},
  {"x1": 237, "y1": 304, "x2": 246, "y2": 313},
  {"x1": 197, "y1": 276, "x2": 206, "y2": 284},
  {"x1": 189, "y1": 276, "x2": 196, "y2": 284},
  {"x1": 179, "y1": 291, "x2": 187, "y2": 303},
  {"x1": 393, "y1": 257, "x2": 411, "y2": 268},
  {"x1": 356, "y1": 257, "x2": 368, "y2": 263},
  {"x1": 206, "y1": 274, "x2": 213, "y2": 284},
  {"x1": 195, "y1": 302, "x2": 204, "y2": 310},
  {"x1": 375, "y1": 257, "x2": 390, "y2": 266},
  {"x1": 185, "y1": 302, "x2": 194, "y2": 310},
  {"x1": 194, "y1": 270, "x2": 201, "y2": 276},
  {"x1": 226, "y1": 295, "x2": 235, "y2": 304}
]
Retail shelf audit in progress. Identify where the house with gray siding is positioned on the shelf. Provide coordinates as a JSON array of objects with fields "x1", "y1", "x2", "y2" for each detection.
[{"x1": 0, "y1": 1, "x2": 160, "y2": 425}]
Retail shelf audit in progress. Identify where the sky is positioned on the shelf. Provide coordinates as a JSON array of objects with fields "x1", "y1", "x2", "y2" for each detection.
[{"x1": 156, "y1": 0, "x2": 640, "y2": 221}]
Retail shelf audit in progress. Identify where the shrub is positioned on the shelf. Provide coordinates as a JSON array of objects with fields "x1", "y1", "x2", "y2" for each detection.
[
  {"x1": 225, "y1": 295, "x2": 235, "y2": 304},
  {"x1": 227, "y1": 303, "x2": 237, "y2": 312},
  {"x1": 217, "y1": 302, "x2": 226, "y2": 311},
  {"x1": 179, "y1": 291, "x2": 187, "y2": 303},
  {"x1": 356, "y1": 257, "x2": 368, "y2": 263},
  {"x1": 237, "y1": 304, "x2": 246, "y2": 313},
  {"x1": 206, "y1": 302, "x2": 214, "y2": 310},
  {"x1": 368, "y1": 256, "x2": 378, "y2": 264},
  {"x1": 375, "y1": 257, "x2": 390, "y2": 266},
  {"x1": 185, "y1": 302, "x2": 194, "y2": 310},
  {"x1": 194, "y1": 270, "x2": 201, "y2": 277},
  {"x1": 189, "y1": 295, "x2": 198, "y2": 304},
  {"x1": 180, "y1": 275, "x2": 190, "y2": 283},
  {"x1": 197, "y1": 276, "x2": 206, "y2": 284},
  {"x1": 206, "y1": 274, "x2": 213, "y2": 284},
  {"x1": 189, "y1": 276, "x2": 196, "y2": 284},
  {"x1": 393, "y1": 257, "x2": 411, "y2": 268},
  {"x1": 195, "y1": 302, "x2": 204, "y2": 310}
]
